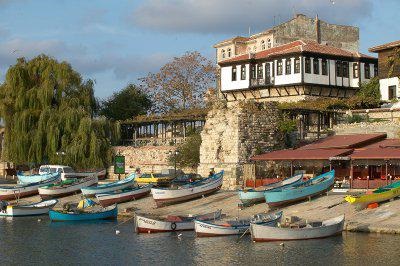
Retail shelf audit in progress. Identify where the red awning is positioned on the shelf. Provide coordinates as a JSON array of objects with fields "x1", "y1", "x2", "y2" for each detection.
[
  {"x1": 251, "y1": 148, "x2": 353, "y2": 161},
  {"x1": 351, "y1": 147, "x2": 400, "y2": 160},
  {"x1": 298, "y1": 133, "x2": 387, "y2": 150}
]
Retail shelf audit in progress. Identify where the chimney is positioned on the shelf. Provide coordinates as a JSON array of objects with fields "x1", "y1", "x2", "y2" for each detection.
[{"x1": 315, "y1": 14, "x2": 321, "y2": 44}]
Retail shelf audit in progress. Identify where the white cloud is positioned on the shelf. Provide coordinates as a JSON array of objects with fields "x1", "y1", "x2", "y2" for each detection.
[{"x1": 131, "y1": 0, "x2": 373, "y2": 34}]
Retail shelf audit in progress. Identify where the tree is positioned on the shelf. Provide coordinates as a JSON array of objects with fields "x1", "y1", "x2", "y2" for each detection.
[
  {"x1": 0, "y1": 55, "x2": 118, "y2": 168},
  {"x1": 354, "y1": 77, "x2": 381, "y2": 108},
  {"x1": 168, "y1": 132, "x2": 201, "y2": 169},
  {"x1": 140, "y1": 51, "x2": 216, "y2": 113},
  {"x1": 99, "y1": 84, "x2": 151, "y2": 121}
]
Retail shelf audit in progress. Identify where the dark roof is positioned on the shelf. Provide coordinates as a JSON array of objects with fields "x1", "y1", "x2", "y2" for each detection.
[
  {"x1": 251, "y1": 148, "x2": 353, "y2": 161},
  {"x1": 219, "y1": 40, "x2": 376, "y2": 65},
  {"x1": 369, "y1": 40, "x2": 400, "y2": 53},
  {"x1": 297, "y1": 133, "x2": 387, "y2": 150}
]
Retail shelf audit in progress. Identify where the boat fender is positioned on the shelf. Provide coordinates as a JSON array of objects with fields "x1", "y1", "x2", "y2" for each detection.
[{"x1": 171, "y1": 222, "x2": 177, "y2": 231}]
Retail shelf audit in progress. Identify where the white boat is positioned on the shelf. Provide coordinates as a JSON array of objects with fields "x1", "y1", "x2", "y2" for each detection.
[
  {"x1": 250, "y1": 215, "x2": 345, "y2": 242},
  {"x1": 39, "y1": 165, "x2": 106, "y2": 180},
  {"x1": 135, "y1": 209, "x2": 222, "y2": 234},
  {"x1": 38, "y1": 175, "x2": 98, "y2": 199},
  {"x1": 0, "y1": 175, "x2": 61, "y2": 200},
  {"x1": 96, "y1": 185, "x2": 152, "y2": 207},
  {"x1": 0, "y1": 199, "x2": 58, "y2": 217},
  {"x1": 194, "y1": 211, "x2": 282, "y2": 237},
  {"x1": 17, "y1": 172, "x2": 60, "y2": 184},
  {"x1": 151, "y1": 171, "x2": 224, "y2": 207},
  {"x1": 81, "y1": 173, "x2": 135, "y2": 197}
]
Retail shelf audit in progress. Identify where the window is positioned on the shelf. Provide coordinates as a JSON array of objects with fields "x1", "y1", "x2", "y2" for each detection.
[
  {"x1": 336, "y1": 61, "x2": 342, "y2": 77},
  {"x1": 267, "y1": 39, "x2": 271, "y2": 48},
  {"x1": 221, "y1": 49, "x2": 225, "y2": 59},
  {"x1": 227, "y1": 48, "x2": 231, "y2": 58},
  {"x1": 286, "y1": 59, "x2": 291, "y2": 75},
  {"x1": 261, "y1": 40, "x2": 265, "y2": 50},
  {"x1": 277, "y1": 60, "x2": 283, "y2": 75},
  {"x1": 250, "y1": 64, "x2": 256, "y2": 79},
  {"x1": 241, "y1": 65, "x2": 246, "y2": 80},
  {"x1": 313, "y1": 58, "x2": 319, "y2": 74},
  {"x1": 389, "y1": 85, "x2": 397, "y2": 100},
  {"x1": 353, "y1": 63, "x2": 359, "y2": 78},
  {"x1": 232, "y1": 66, "x2": 237, "y2": 81},
  {"x1": 257, "y1": 64, "x2": 263, "y2": 79},
  {"x1": 342, "y1": 62, "x2": 349, "y2": 78},
  {"x1": 305, "y1": 57, "x2": 311, "y2": 73},
  {"x1": 364, "y1": 63, "x2": 370, "y2": 79},
  {"x1": 374, "y1": 64, "x2": 378, "y2": 77},
  {"x1": 265, "y1": 63, "x2": 271, "y2": 81},
  {"x1": 271, "y1": 62, "x2": 274, "y2": 77},
  {"x1": 294, "y1": 58, "x2": 301, "y2": 74},
  {"x1": 321, "y1": 59, "x2": 328, "y2": 75}
]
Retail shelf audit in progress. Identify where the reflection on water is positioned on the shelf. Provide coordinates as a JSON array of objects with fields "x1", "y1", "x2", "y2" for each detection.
[{"x1": 0, "y1": 217, "x2": 399, "y2": 265}]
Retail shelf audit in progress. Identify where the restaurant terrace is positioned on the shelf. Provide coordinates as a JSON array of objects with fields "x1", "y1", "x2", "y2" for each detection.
[{"x1": 249, "y1": 133, "x2": 400, "y2": 189}]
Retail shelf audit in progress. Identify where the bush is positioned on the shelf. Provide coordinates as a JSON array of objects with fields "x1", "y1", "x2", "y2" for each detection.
[{"x1": 168, "y1": 132, "x2": 201, "y2": 169}]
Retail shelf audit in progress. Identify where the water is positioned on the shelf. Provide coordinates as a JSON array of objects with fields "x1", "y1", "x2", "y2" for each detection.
[{"x1": 0, "y1": 217, "x2": 399, "y2": 265}]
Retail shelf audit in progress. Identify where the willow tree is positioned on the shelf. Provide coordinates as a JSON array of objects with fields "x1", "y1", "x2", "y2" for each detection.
[{"x1": 0, "y1": 55, "x2": 118, "y2": 169}]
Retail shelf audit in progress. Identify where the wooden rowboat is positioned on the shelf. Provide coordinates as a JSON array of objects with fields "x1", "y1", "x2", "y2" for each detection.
[
  {"x1": 194, "y1": 211, "x2": 282, "y2": 237},
  {"x1": 38, "y1": 175, "x2": 98, "y2": 199},
  {"x1": 135, "y1": 209, "x2": 222, "y2": 234},
  {"x1": 49, "y1": 205, "x2": 118, "y2": 222},
  {"x1": 0, "y1": 175, "x2": 61, "y2": 200},
  {"x1": 0, "y1": 199, "x2": 58, "y2": 217},
  {"x1": 151, "y1": 171, "x2": 224, "y2": 207},
  {"x1": 81, "y1": 173, "x2": 135, "y2": 197},
  {"x1": 250, "y1": 215, "x2": 345, "y2": 242},
  {"x1": 17, "y1": 172, "x2": 60, "y2": 184},
  {"x1": 345, "y1": 180, "x2": 400, "y2": 208},
  {"x1": 264, "y1": 170, "x2": 335, "y2": 207},
  {"x1": 96, "y1": 185, "x2": 152, "y2": 207},
  {"x1": 238, "y1": 174, "x2": 303, "y2": 205}
]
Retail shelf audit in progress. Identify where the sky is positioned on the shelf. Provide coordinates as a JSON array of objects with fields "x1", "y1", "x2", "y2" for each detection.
[{"x1": 0, "y1": 0, "x2": 399, "y2": 99}]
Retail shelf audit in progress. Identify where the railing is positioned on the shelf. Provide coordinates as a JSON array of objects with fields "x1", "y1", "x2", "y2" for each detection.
[{"x1": 250, "y1": 78, "x2": 272, "y2": 87}]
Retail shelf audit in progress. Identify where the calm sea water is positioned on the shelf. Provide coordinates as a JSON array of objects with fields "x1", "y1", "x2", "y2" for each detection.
[{"x1": 0, "y1": 216, "x2": 399, "y2": 266}]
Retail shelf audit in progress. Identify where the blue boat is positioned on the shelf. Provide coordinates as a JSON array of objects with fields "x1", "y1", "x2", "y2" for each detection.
[
  {"x1": 17, "y1": 172, "x2": 60, "y2": 184},
  {"x1": 49, "y1": 199, "x2": 118, "y2": 221},
  {"x1": 264, "y1": 170, "x2": 335, "y2": 207},
  {"x1": 81, "y1": 173, "x2": 135, "y2": 197},
  {"x1": 238, "y1": 173, "x2": 303, "y2": 205}
]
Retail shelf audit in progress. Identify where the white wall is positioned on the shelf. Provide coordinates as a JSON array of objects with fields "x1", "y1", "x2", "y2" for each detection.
[
  {"x1": 220, "y1": 64, "x2": 249, "y2": 91},
  {"x1": 380, "y1": 77, "x2": 400, "y2": 100},
  {"x1": 274, "y1": 57, "x2": 301, "y2": 85},
  {"x1": 304, "y1": 57, "x2": 330, "y2": 85}
]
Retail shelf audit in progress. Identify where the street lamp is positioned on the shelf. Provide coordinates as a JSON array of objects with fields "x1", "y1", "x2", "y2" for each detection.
[{"x1": 56, "y1": 151, "x2": 66, "y2": 165}]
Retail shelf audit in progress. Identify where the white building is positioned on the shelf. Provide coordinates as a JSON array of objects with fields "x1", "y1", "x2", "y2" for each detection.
[
  {"x1": 218, "y1": 40, "x2": 377, "y2": 102},
  {"x1": 369, "y1": 40, "x2": 400, "y2": 101}
]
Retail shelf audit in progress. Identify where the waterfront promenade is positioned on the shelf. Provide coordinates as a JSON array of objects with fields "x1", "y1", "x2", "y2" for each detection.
[{"x1": 9, "y1": 187, "x2": 400, "y2": 235}]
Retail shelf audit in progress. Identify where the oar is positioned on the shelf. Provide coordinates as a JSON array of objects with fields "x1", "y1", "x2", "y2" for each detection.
[{"x1": 236, "y1": 227, "x2": 250, "y2": 243}]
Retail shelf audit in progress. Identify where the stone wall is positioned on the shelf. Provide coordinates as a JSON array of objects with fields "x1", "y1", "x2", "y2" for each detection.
[
  {"x1": 110, "y1": 146, "x2": 176, "y2": 179},
  {"x1": 334, "y1": 121, "x2": 400, "y2": 138},
  {"x1": 198, "y1": 101, "x2": 284, "y2": 189}
]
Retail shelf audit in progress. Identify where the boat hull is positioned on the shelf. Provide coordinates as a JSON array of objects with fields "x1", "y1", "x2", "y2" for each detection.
[
  {"x1": 0, "y1": 176, "x2": 61, "y2": 200},
  {"x1": 96, "y1": 186, "x2": 151, "y2": 207},
  {"x1": 345, "y1": 181, "x2": 400, "y2": 206},
  {"x1": 250, "y1": 215, "x2": 344, "y2": 242},
  {"x1": 265, "y1": 171, "x2": 335, "y2": 207},
  {"x1": 49, "y1": 205, "x2": 118, "y2": 221},
  {"x1": 135, "y1": 215, "x2": 194, "y2": 233},
  {"x1": 0, "y1": 199, "x2": 58, "y2": 217},
  {"x1": 151, "y1": 171, "x2": 224, "y2": 207},
  {"x1": 17, "y1": 173, "x2": 60, "y2": 184},
  {"x1": 239, "y1": 174, "x2": 303, "y2": 205},
  {"x1": 81, "y1": 173, "x2": 135, "y2": 197},
  {"x1": 38, "y1": 176, "x2": 98, "y2": 199}
]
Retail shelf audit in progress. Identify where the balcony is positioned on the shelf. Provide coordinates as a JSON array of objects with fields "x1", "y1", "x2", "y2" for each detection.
[{"x1": 250, "y1": 78, "x2": 273, "y2": 87}]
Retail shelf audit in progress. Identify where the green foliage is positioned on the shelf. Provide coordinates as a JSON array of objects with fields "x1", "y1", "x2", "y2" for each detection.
[
  {"x1": 168, "y1": 132, "x2": 201, "y2": 169},
  {"x1": 345, "y1": 114, "x2": 366, "y2": 124},
  {"x1": 355, "y1": 77, "x2": 381, "y2": 107},
  {"x1": 99, "y1": 84, "x2": 151, "y2": 121},
  {"x1": 278, "y1": 119, "x2": 297, "y2": 134},
  {"x1": 0, "y1": 55, "x2": 118, "y2": 168}
]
